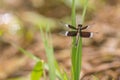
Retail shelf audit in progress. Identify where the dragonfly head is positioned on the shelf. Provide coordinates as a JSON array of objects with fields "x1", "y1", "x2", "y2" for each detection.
[{"x1": 78, "y1": 24, "x2": 82, "y2": 28}]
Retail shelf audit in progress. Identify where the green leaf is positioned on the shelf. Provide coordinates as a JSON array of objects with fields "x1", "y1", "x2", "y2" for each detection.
[{"x1": 31, "y1": 61, "x2": 44, "y2": 80}]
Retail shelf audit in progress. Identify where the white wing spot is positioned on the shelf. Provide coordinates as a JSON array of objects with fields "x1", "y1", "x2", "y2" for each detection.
[
  {"x1": 90, "y1": 32, "x2": 93, "y2": 38},
  {"x1": 65, "y1": 31, "x2": 69, "y2": 36},
  {"x1": 87, "y1": 26, "x2": 90, "y2": 29},
  {"x1": 65, "y1": 24, "x2": 69, "y2": 28}
]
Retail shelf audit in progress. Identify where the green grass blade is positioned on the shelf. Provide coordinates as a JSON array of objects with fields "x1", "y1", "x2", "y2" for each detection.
[
  {"x1": 12, "y1": 33, "x2": 62, "y2": 80},
  {"x1": 54, "y1": 61, "x2": 64, "y2": 80},
  {"x1": 71, "y1": 0, "x2": 77, "y2": 79},
  {"x1": 76, "y1": 0, "x2": 89, "y2": 80},
  {"x1": 71, "y1": 0, "x2": 76, "y2": 26},
  {"x1": 81, "y1": 0, "x2": 89, "y2": 24},
  {"x1": 71, "y1": 0, "x2": 89, "y2": 80},
  {"x1": 15, "y1": 45, "x2": 40, "y2": 61},
  {"x1": 74, "y1": 37, "x2": 82, "y2": 80},
  {"x1": 40, "y1": 26, "x2": 56, "y2": 80},
  {"x1": 62, "y1": 70, "x2": 69, "y2": 80}
]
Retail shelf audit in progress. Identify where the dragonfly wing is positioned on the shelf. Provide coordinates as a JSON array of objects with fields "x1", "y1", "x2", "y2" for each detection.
[
  {"x1": 59, "y1": 21, "x2": 77, "y2": 30},
  {"x1": 80, "y1": 32, "x2": 93, "y2": 38},
  {"x1": 81, "y1": 26, "x2": 90, "y2": 30},
  {"x1": 65, "y1": 31, "x2": 77, "y2": 36},
  {"x1": 65, "y1": 24, "x2": 77, "y2": 30}
]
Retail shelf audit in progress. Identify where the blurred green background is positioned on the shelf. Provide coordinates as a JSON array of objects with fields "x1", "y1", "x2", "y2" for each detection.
[{"x1": 0, "y1": 0, "x2": 120, "y2": 80}]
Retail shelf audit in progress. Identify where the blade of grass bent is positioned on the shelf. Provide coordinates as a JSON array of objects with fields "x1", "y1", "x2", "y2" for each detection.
[
  {"x1": 11, "y1": 41, "x2": 40, "y2": 62},
  {"x1": 39, "y1": 24, "x2": 63, "y2": 80}
]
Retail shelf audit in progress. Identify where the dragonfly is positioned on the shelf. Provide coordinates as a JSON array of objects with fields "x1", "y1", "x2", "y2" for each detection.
[{"x1": 63, "y1": 23, "x2": 93, "y2": 46}]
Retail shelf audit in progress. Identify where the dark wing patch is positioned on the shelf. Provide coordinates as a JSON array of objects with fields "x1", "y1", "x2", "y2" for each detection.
[
  {"x1": 65, "y1": 24, "x2": 77, "y2": 30},
  {"x1": 81, "y1": 26, "x2": 89, "y2": 30},
  {"x1": 65, "y1": 31, "x2": 77, "y2": 36},
  {"x1": 80, "y1": 32, "x2": 93, "y2": 38}
]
